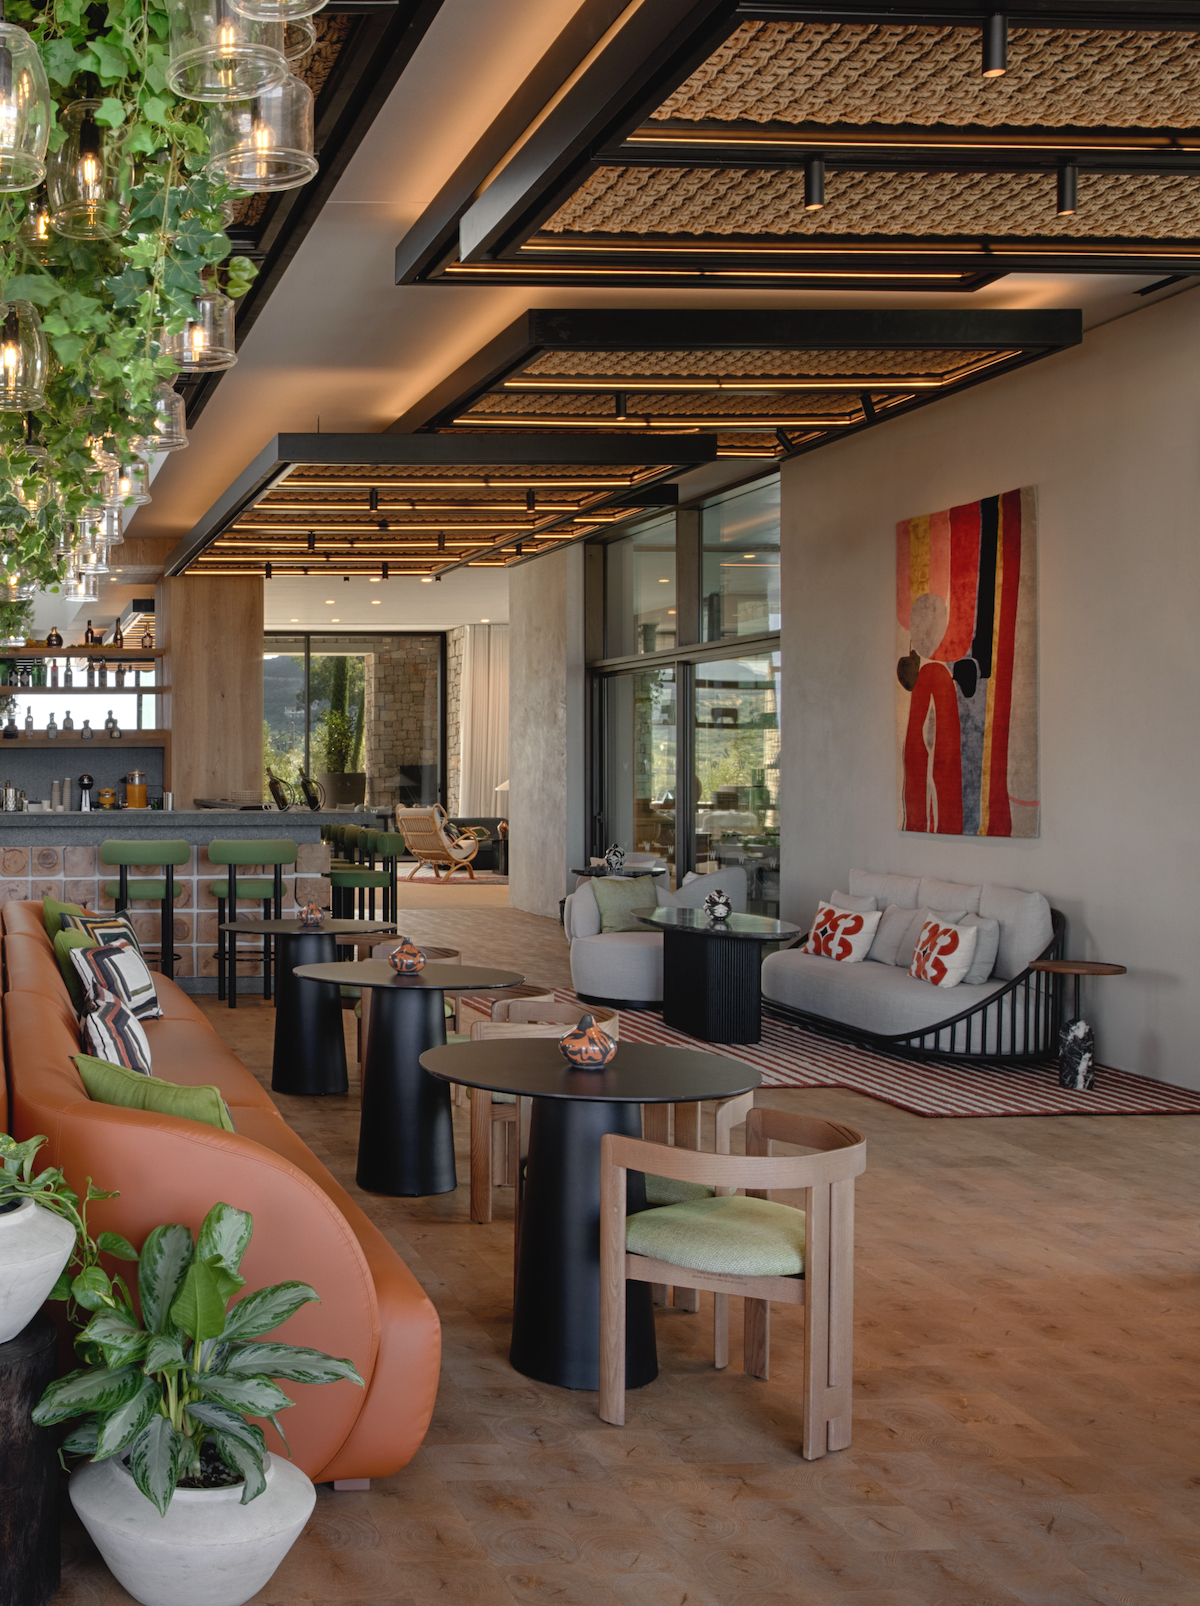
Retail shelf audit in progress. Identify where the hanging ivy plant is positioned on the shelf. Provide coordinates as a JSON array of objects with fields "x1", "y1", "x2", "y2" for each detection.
[{"x1": 0, "y1": 0, "x2": 257, "y2": 628}]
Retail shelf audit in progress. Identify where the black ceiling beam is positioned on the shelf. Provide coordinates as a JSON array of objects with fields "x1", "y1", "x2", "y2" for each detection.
[
  {"x1": 166, "y1": 433, "x2": 718, "y2": 576},
  {"x1": 744, "y1": 3, "x2": 1200, "y2": 23}
]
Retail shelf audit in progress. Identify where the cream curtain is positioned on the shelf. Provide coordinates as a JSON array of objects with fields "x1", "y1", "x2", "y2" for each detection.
[{"x1": 460, "y1": 623, "x2": 510, "y2": 816}]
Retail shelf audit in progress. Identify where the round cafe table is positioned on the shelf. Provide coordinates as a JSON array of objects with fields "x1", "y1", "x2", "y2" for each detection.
[
  {"x1": 294, "y1": 960, "x2": 523, "y2": 1197},
  {"x1": 219, "y1": 918, "x2": 397, "y2": 1098},
  {"x1": 421, "y1": 1038, "x2": 759, "y2": 1393},
  {"x1": 634, "y1": 906, "x2": 802, "y2": 1045}
]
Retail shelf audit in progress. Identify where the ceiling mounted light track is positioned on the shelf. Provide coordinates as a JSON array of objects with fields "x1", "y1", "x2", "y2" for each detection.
[{"x1": 982, "y1": 14, "x2": 1008, "y2": 78}]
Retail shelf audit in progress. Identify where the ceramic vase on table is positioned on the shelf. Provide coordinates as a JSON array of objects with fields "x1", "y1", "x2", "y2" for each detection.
[
  {"x1": 560, "y1": 1014, "x2": 617, "y2": 1067},
  {"x1": 703, "y1": 888, "x2": 733, "y2": 921},
  {"x1": 69, "y1": 1452, "x2": 316, "y2": 1606},
  {"x1": 388, "y1": 936, "x2": 426, "y2": 973},
  {"x1": 0, "y1": 1198, "x2": 75, "y2": 1344},
  {"x1": 603, "y1": 843, "x2": 625, "y2": 873}
]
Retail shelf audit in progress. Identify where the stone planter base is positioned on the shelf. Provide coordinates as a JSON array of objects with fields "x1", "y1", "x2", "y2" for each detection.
[{"x1": 0, "y1": 1198, "x2": 76, "y2": 1345}]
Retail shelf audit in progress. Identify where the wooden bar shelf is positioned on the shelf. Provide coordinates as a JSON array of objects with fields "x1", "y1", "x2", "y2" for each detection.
[
  {"x1": 3, "y1": 647, "x2": 164, "y2": 659},
  {"x1": 0, "y1": 686, "x2": 169, "y2": 695},
  {"x1": 0, "y1": 730, "x2": 170, "y2": 748}
]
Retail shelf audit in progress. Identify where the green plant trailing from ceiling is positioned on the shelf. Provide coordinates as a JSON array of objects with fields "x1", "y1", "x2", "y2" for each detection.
[{"x1": 0, "y1": 0, "x2": 257, "y2": 602}]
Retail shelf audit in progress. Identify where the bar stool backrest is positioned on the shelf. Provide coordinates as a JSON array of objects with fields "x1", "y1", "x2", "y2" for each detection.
[
  {"x1": 376, "y1": 832, "x2": 405, "y2": 859},
  {"x1": 208, "y1": 839, "x2": 298, "y2": 867},
  {"x1": 100, "y1": 839, "x2": 190, "y2": 867}
]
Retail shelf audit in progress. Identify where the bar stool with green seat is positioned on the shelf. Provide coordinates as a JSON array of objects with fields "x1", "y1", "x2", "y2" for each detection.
[
  {"x1": 100, "y1": 839, "x2": 190, "y2": 978},
  {"x1": 327, "y1": 829, "x2": 401, "y2": 923},
  {"x1": 208, "y1": 838, "x2": 298, "y2": 1007}
]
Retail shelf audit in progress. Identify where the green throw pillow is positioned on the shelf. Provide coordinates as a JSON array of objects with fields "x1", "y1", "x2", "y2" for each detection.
[
  {"x1": 592, "y1": 875, "x2": 658, "y2": 933},
  {"x1": 54, "y1": 928, "x2": 98, "y2": 1012},
  {"x1": 43, "y1": 894, "x2": 88, "y2": 942},
  {"x1": 73, "y1": 1055, "x2": 235, "y2": 1132}
]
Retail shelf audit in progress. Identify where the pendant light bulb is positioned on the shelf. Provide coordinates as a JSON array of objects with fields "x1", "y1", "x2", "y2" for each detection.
[
  {"x1": 0, "y1": 0, "x2": 49, "y2": 191},
  {"x1": 982, "y1": 13, "x2": 1007, "y2": 77}
]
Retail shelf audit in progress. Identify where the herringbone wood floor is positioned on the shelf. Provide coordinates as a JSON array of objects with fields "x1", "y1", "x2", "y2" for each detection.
[{"x1": 55, "y1": 908, "x2": 1200, "y2": 1606}]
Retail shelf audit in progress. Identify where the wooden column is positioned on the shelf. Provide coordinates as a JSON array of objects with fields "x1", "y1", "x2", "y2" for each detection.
[{"x1": 157, "y1": 575, "x2": 264, "y2": 806}]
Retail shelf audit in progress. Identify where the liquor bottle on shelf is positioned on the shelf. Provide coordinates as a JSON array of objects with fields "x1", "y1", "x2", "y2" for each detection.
[
  {"x1": 19, "y1": 664, "x2": 30, "y2": 688},
  {"x1": 2, "y1": 708, "x2": 16, "y2": 739},
  {"x1": 45, "y1": 626, "x2": 62, "y2": 647},
  {"x1": 112, "y1": 617, "x2": 124, "y2": 648},
  {"x1": 115, "y1": 663, "x2": 125, "y2": 688},
  {"x1": 23, "y1": 706, "x2": 32, "y2": 734},
  {"x1": 140, "y1": 628, "x2": 153, "y2": 649},
  {"x1": 45, "y1": 712, "x2": 56, "y2": 740},
  {"x1": 106, "y1": 710, "x2": 121, "y2": 739},
  {"x1": 33, "y1": 661, "x2": 44, "y2": 687},
  {"x1": 84, "y1": 620, "x2": 96, "y2": 645},
  {"x1": 80, "y1": 718, "x2": 93, "y2": 739},
  {"x1": 6, "y1": 665, "x2": 15, "y2": 687},
  {"x1": 50, "y1": 659, "x2": 58, "y2": 688},
  {"x1": 64, "y1": 660, "x2": 73, "y2": 688},
  {"x1": 62, "y1": 710, "x2": 73, "y2": 731},
  {"x1": 86, "y1": 660, "x2": 95, "y2": 688},
  {"x1": 97, "y1": 659, "x2": 107, "y2": 688}
]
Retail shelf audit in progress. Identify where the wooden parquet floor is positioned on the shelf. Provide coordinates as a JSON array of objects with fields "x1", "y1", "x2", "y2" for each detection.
[{"x1": 55, "y1": 909, "x2": 1200, "y2": 1606}]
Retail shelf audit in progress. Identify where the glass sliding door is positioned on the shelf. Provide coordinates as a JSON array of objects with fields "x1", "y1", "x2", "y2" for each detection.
[
  {"x1": 693, "y1": 652, "x2": 781, "y2": 915},
  {"x1": 602, "y1": 665, "x2": 677, "y2": 879}
]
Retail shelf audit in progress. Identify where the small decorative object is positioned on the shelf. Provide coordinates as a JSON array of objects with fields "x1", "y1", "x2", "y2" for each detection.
[
  {"x1": 388, "y1": 936, "x2": 427, "y2": 973},
  {"x1": 559, "y1": 1014, "x2": 617, "y2": 1068},
  {"x1": 295, "y1": 901, "x2": 323, "y2": 926},
  {"x1": 45, "y1": 626, "x2": 62, "y2": 647},
  {"x1": 704, "y1": 888, "x2": 733, "y2": 920},
  {"x1": 23, "y1": 703, "x2": 31, "y2": 732},
  {"x1": 603, "y1": 843, "x2": 625, "y2": 873},
  {"x1": 1058, "y1": 1018, "x2": 1095, "y2": 1091},
  {"x1": 2, "y1": 709, "x2": 16, "y2": 738}
]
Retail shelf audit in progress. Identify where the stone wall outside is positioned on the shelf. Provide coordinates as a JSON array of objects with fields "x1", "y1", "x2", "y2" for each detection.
[
  {"x1": 445, "y1": 626, "x2": 465, "y2": 815},
  {"x1": 364, "y1": 637, "x2": 441, "y2": 809}
]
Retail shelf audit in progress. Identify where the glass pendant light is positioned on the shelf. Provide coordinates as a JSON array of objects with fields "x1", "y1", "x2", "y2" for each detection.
[
  {"x1": 206, "y1": 75, "x2": 316, "y2": 191},
  {"x1": 47, "y1": 99, "x2": 131, "y2": 239},
  {"x1": 131, "y1": 381, "x2": 188, "y2": 453},
  {"x1": 6, "y1": 572, "x2": 35, "y2": 601},
  {"x1": 109, "y1": 458, "x2": 151, "y2": 508},
  {"x1": 167, "y1": 0, "x2": 287, "y2": 103},
  {"x1": 99, "y1": 505, "x2": 125, "y2": 546},
  {"x1": 233, "y1": 0, "x2": 325, "y2": 20},
  {"x1": 75, "y1": 538, "x2": 110, "y2": 575},
  {"x1": 63, "y1": 570, "x2": 98, "y2": 602},
  {"x1": 0, "y1": 4, "x2": 50, "y2": 191},
  {"x1": 0, "y1": 300, "x2": 47, "y2": 411},
  {"x1": 53, "y1": 519, "x2": 76, "y2": 559},
  {"x1": 283, "y1": 19, "x2": 315, "y2": 61},
  {"x1": 160, "y1": 285, "x2": 236, "y2": 370},
  {"x1": 18, "y1": 185, "x2": 51, "y2": 258}
]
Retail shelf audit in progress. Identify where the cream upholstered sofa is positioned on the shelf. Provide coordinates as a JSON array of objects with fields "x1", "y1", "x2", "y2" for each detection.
[
  {"x1": 761, "y1": 868, "x2": 1064, "y2": 1060},
  {"x1": 566, "y1": 867, "x2": 748, "y2": 1007}
]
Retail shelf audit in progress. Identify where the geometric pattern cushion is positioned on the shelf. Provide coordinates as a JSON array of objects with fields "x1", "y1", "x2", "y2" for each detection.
[
  {"x1": 805, "y1": 903, "x2": 881, "y2": 963},
  {"x1": 625, "y1": 1194, "x2": 806, "y2": 1276},
  {"x1": 909, "y1": 916, "x2": 979, "y2": 988},
  {"x1": 644, "y1": 1174, "x2": 716, "y2": 1206},
  {"x1": 80, "y1": 989, "x2": 153, "y2": 1076},
  {"x1": 59, "y1": 911, "x2": 143, "y2": 953},
  {"x1": 69, "y1": 940, "x2": 163, "y2": 1020}
]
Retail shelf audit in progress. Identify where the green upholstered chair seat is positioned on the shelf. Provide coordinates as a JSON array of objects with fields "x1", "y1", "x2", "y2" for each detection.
[
  {"x1": 328, "y1": 869, "x2": 392, "y2": 889},
  {"x1": 208, "y1": 838, "x2": 298, "y2": 867},
  {"x1": 209, "y1": 878, "x2": 276, "y2": 900},
  {"x1": 625, "y1": 1194, "x2": 806, "y2": 1277},
  {"x1": 100, "y1": 838, "x2": 190, "y2": 867},
  {"x1": 644, "y1": 1174, "x2": 716, "y2": 1207},
  {"x1": 103, "y1": 879, "x2": 185, "y2": 902}
]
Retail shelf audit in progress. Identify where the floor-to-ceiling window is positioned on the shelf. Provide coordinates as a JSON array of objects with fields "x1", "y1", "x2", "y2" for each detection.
[
  {"x1": 692, "y1": 651, "x2": 780, "y2": 914},
  {"x1": 603, "y1": 514, "x2": 677, "y2": 657},
  {"x1": 601, "y1": 665, "x2": 677, "y2": 877}
]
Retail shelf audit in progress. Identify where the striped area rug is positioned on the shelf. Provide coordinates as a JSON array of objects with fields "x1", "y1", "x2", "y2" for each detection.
[{"x1": 547, "y1": 990, "x2": 1200, "y2": 1120}]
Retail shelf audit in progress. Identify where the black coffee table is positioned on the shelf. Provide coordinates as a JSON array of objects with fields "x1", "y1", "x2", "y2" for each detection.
[
  {"x1": 421, "y1": 1038, "x2": 759, "y2": 1392},
  {"x1": 634, "y1": 907, "x2": 802, "y2": 1044},
  {"x1": 294, "y1": 960, "x2": 523, "y2": 1197},
  {"x1": 220, "y1": 918, "x2": 397, "y2": 1097}
]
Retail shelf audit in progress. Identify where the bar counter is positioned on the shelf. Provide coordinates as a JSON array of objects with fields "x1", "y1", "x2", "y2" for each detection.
[{"x1": 0, "y1": 808, "x2": 359, "y2": 992}]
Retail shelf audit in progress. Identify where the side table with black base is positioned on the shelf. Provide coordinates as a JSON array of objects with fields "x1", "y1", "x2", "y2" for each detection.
[
  {"x1": 422, "y1": 1039, "x2": 760, "y2": 1393},
  {"x1": 635, "y1": 907, "x2": 802, "y2": 1045},
  {"x1": 1031, "y1": 959, "x2": 1126, "y2": 1090},
  {"x1": 221, "y1": 919, "x2": 397, "y2": 1097},
  {"x1": 295, "y1": 960, "x2": 523, "y2": 1198},
  {"x1": 0, "y1": 1312, "x2": 59, "y2": 1606}
]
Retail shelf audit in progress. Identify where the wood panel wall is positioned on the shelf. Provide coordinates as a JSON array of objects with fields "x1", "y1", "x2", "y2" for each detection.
[{"x1": 157, "y1": 575, "x2": 263, "y2": 805}]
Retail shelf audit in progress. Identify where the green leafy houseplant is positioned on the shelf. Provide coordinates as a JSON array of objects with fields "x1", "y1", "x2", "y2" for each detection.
[
  {"x1": 33, "y1": 1201, "x2": 364, "y2": 1514},
  {"x1": 0, "y1": 1131, "x2": 123, "y2": 1318}
]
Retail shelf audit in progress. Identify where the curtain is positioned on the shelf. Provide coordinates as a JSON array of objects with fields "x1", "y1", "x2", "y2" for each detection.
[{"x1": 460, "y1": 624, "x2": 509, "y2": 816}]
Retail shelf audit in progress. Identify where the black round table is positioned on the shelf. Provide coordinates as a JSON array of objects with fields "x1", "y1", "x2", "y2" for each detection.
[
  {"x1": 421, "y1": 1038, "x2": 759, "y2": 1393},
  {"x1": 634, "y1": 906, "x2": 802, "y2": 1044},
  {"x1": 220, "y1": 918, "x2": 397, "y2": 1097},
  {"x1": 294, "y1": 960, "x2": 523, "y2": 1198}
]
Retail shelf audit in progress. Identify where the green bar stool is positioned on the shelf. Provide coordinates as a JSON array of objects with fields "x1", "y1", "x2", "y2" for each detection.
[
  {"x1": 328, "y1": 830, "x2": 400, "y2": 924},
  {"x1": 208, "y1": 838, "x2": 298, "y2": 1008},
  {"x1": 100, "y1": 839, "x2": 190, "y2": 979}
]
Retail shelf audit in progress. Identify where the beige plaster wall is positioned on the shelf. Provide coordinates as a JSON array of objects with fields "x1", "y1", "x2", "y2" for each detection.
[{"x1": 780, "y1": 285, "x2": 1200, "y2": 1087}]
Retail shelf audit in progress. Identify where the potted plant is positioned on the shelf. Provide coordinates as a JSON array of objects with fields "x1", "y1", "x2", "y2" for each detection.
[
  {"x1": 0, "y1": 1133, "x2": 115, "y2": 1344},
  {"x1": 33, "y1": 1201, "x2": 364, "y2": 1606}
]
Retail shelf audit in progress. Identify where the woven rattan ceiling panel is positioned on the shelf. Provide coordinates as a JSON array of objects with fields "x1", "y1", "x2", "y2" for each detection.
[
  {"x1": 543, "y1": 168, "x2": 1198, "y2": 240},
  {"x1": 519, "y1": 348, "x2": 994, "y2": 380},
  {"x1": 283, "y1": 462, "x2": 649, "y2": 484},
  {"x1": 468, "y1": 390, "x2": 865, "y2": 419},
  {"x1": 652, "y1": 21, "x2": 1200, "y2": 130}
]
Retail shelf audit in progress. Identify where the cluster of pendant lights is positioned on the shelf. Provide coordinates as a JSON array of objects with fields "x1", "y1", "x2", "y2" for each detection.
[{"x1": 802, "y1": 14, "x2": 1081, "y2": 218}]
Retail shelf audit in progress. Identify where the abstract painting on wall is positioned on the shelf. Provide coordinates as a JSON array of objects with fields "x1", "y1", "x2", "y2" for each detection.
[{"x1": 896, "y1": 487, "x2": 1038, "y2": 837}]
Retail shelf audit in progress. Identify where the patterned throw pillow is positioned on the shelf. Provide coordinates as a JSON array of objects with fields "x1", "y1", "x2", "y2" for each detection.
[
  {"x1": 805, "y1": 903, "x2": 882, "y2": 963},
  {"x1": 80, "y1": 989, "x2": 153, "y2": 1075},
  {"x1": 909, "y1": 917, "x2": 980, "y2": 988},
  {"x1": 70, "y1": 941, "x2": 163, "y2": 1021},
  {"x1": 59, "y1": 911, "x2": 143, "y2": 953}
]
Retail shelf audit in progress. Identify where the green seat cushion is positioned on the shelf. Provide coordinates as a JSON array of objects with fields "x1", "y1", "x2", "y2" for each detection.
[
  {"x1": 73, "y1": 1054, "x2": 235, "y2": 1132},
  {"x1": 209, "y1": 879, "x2": 275, "y2": 900},
  {"x1": 592, "y1": 875, "x2": 658, "y2": 933},
  {"x1": 625, "y1": 1194, "x2": 806, "y2": 1277},
  {"x1": 54, "y1": 928, "x2": 98, "y2": 1011},
  {"x1": 645, "y1": 1174, "x2": 716, "y2": 1207},
  {"x1": 102, "y1": 880, "x2": 185, "y2": 902},
  {"x1": 328, "y1": 870, "x2": 392, "y2": 889},
  {"x1": 44, "y1": 894, "x2": 88, "y2": 941}
]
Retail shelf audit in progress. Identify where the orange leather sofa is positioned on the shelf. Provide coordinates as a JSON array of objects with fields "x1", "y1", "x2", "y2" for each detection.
[{"x1": 1, "y1": 899, "x2": 441, "y2": 1485}]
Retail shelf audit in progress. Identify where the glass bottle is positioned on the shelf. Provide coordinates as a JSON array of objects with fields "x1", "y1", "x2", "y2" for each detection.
[
  {"x1": 2, "y1": 708, "x2": 16, "y2": 738},
  {"x1": 64, "y1": 659, "x2": 73, "y2": 688},
  {"x1": 19, "y1": 663, "x2": 28, "y2": 687},
  {"x1": 115, "y1": 662, "x2": 125, "y2": 688},
  {"x1": 84, "y1": 619, "x2": 95, "y2": 644},
  {"x1": 49, "y1": 658, "x2": 58, "y2": 687},
  {"x1": 32, "y1": 660, "x2": 44, "y2": 687},
  {"x1": 62, "y1": 709, "x2": 73, "y2": 730},
  {"x1": 97, "y1": 659, "x2": 107, "y2": 687},
  {"x1": 113, "y1": 616, "x2": 124, "y2": 648},
  {"x1": 86, "y1": 659, "x2": 95, "y2": 688},
  {"x1": 80, "y1": 717, "x2": 92, "y2": 739},
  {"x1": 45, "y1": 625, "x2": 61, "y2": 647},
  {"x1": 141, "y1": 629, "x2": 153, "y2": 649},
  {"x1": 45, "y1": 710, "x2": 56, "y2": 739},
  {"x1": 23, "y1": 704, "x2": 31, "y2": 732}
]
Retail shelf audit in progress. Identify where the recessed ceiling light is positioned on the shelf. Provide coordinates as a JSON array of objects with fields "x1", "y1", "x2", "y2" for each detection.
[
  {"x1": 290, "y1": 618, "x2": 298, "y2": 622},
  {"x1": 480, "y1": 618, "x2": 489, "y2": 622},
  {"x1": 368, "y1": 578, "x2": 380, "y2": 583},
  {"x1": 371, "y1": 599, "x2": 381, "y2": 605},
  {"x1": 667, "y1": 609, "x2": 676, "y2": 615},
  {"x1": 325, "y1": 599, "x2": 334, "y2": 604},
  {"x1": 331, "y1": 618, "x2": 340, "y2": 622},
  {"x1": 420, "y1": 577, "x2": 432, "y2": 583},
  {"x1": 659, "y1": 577, "x2": 668, "y2": 583}
]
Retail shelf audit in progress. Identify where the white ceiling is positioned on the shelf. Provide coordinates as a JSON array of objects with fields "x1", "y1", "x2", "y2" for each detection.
[{"x1": 38, "y1": 0, "x2": 1196, "y2": 640}]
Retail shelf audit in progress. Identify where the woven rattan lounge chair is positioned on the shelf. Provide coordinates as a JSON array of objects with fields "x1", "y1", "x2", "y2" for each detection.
[{"x1": 394, "y1": 804, "x2": 481, "y2": 881}]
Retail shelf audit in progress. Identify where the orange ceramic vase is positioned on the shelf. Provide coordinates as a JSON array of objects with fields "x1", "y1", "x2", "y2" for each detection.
[
  {"x1": 388, "y1": 937, "x2": 427, "y2": 973},
  {"x1": 559, "y1": 1013, "x2": 617, "y2": 1067}
]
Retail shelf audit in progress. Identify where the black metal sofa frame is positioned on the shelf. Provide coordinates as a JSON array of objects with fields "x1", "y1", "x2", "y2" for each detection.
[{"x1": 762, "y1": 910, "x2": 1066, "y2": 1064}]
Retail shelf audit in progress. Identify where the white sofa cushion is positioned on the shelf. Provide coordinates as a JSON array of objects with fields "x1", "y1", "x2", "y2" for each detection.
[
  {"x1": 830, "y1": 890, "x2": 877, "y2": 913},
  {"x1": 848, "y1": 869, "x2": 920, "y2": 909},
  {"x1": 918, "y1": 875, "x2": 982, "y2": 916},
  {"x1": 979, "y1": 883, "x2": 1053, "y2": 979},
  {"x1": 761, "y1": 947, "x2": 1004, "y2": 1037},
  {"x1": 960, "y1": 913, "x2": 1001, "y2": 985},
  {"x1": 570, "y1": 932, "x2": 663, "y2": 1003},
  {"x1": 866, "y1": 904, "x2": 913, "y2": 966}
]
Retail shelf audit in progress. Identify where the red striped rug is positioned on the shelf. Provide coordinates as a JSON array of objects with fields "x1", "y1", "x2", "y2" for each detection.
[{"x1": 547, "y1": 990, "x2": 1200, "y2": 1119}]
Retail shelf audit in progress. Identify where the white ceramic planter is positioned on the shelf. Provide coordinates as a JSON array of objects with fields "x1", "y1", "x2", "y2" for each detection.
[
  {"x1": 0, "y1": 1196, "x2": 76, "y2": 1343},
  {"x1": 70, "y1": 1452, "x2": 316, "y2": 1606}
]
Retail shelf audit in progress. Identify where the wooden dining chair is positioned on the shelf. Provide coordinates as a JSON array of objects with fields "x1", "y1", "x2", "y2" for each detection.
[{"x1": 599, "y1": 1107, "x2": 866, "y2": 1460}]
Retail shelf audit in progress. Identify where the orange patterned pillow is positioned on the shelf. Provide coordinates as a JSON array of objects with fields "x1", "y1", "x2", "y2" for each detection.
[
  {"x1": 805, "y1": 903, "x2": 881, "y2": 963},
  {"x1": 909, "y1": 917, "x2": 980, "y2": 987}
]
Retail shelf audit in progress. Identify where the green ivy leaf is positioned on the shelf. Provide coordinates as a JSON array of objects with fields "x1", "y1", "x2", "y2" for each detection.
[
  {"x1": 96, "y1": 1230, "x2": 139, "y2": 1261},
  {"x1": 91, "y1": 38, "x2": 133, "y2": 83},
  {"x1": 93, "y1": 97, "x2": 127, "y2": 128},
  {"x1": 72, "y1": 1265, "x2": 113, "y2": 1311},
  {"x1": 42, "y1": 40, "x2": 89, "y2": 86}
]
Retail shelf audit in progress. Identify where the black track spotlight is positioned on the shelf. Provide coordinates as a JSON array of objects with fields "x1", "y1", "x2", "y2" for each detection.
[
  {"x1": 381, "y1": 562, "x2": 389, "y2": 579},
  {"x1": 982, "y1": 13, "x2": 1007, "y2": 76},
  {"x1": 307, "y1": 529, "x2": 315, "y2": 552},
  {"x1": 804, "y1": 155, "x2": 825, "y2": 212},
  {"x1": 369, "y1": 487, "x2": 378, "y2": 511},
  {"x1": 1057, "y1": 161, "x2": 1078, "y2": 215},
  {"x1": 264, "y1": 562, "x2": 272, "y2": 579},
  {"x1": 343, "y1": 574, "x2": 349, "y2": 583}
]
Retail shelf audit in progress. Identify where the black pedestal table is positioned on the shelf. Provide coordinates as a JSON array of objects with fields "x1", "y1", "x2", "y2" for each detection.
[
  {"x1": 294, "y1": 960, "x2": 523, "y2": 1197},
  {"x1": 635, "y1": 907, "x2": 802, "y2": 1045},
  {"x1": 421, "y1": 1038, "x2": 759, "y2": 1392},
  {"x1": 221, "y1": 919, "x2": 397, "y2": 1097},
  {"x1": 0, "y1": 1312, "x2": 59, "y2": 1606}
]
